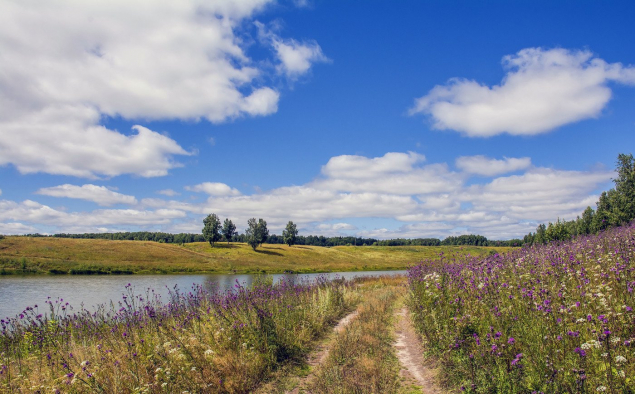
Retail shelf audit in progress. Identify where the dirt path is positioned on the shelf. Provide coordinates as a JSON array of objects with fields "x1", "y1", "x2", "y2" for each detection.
[
  {"x1": 394, "y1": 307, "x2": 444, "y2": 394},
  {"x1": 285, "y1": 309, "x2": 359, "y2": 394}
]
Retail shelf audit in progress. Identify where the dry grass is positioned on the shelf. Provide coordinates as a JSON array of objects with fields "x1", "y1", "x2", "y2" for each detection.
[
  {"x1": 308, "y1": 277, "x2": 407, "y2": 393},
  {"x1": 0, "y1": 237, "x2": 512, "y2": 275}
]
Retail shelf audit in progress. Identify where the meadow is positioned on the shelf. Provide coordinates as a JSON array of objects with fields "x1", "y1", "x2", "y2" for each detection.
[
  {"x1": 0, "y1": 236, "x2": 510, "y2": 275},
  {"x1": 1, "y1": 275, "x2": 354, "y2": 393},
  {"x1": 408, "y1": 224, "x2": 635, "y2": 393}
]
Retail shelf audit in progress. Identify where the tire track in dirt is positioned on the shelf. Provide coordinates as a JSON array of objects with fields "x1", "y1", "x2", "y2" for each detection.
[
  {"x1": 285, "y1": 309, "x2": 359, "y2": 394},
  {"x1": 394, "y1": 307, "x2": 444, "y2": 394}
]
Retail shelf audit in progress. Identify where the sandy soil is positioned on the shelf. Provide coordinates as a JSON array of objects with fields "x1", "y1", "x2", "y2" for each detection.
[{"x1": 394, "y1": 307, "x2": 445, "y2": 394}]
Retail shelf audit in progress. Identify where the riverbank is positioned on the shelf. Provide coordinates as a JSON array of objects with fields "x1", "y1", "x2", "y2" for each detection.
[{"x1": 0, "y1": 237, "x2": 512, "y2": 275}]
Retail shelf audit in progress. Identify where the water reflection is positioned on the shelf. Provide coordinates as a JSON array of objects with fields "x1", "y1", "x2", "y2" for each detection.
[{"x1": 0, "y1": 271, "x2": 405, "y2": 319}]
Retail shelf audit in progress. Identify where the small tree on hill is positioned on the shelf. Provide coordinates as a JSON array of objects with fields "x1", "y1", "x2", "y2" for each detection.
[
  {"x1": 246, "y1": 218, "x2": 269, "y2": 250},
  {"x1": 202, "y1": 213, "x2": 222, "y2": 247},
  {"x1": 257, "y1": 219, "x2": 269, "y2": 246},
  {"x1": 283, "y1": 221, "x2": 298, "y2": 247},
  {"x1": 222, "y1": 218, "x2": 236, "y2": 245}
]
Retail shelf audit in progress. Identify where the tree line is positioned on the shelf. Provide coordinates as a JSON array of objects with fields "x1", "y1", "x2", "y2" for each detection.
[
  {"x1": 523, "y1": 153, "x2": 635, "y2": 245},
  {"x1": 35, "y1": 229, "x2": 522, "y2": 248}
]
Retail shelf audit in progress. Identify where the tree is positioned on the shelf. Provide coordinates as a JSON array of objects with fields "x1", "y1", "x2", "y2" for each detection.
[
  {"x1": 593, "y1": 190, "x2": 616, "y2": 232},
  {"x1": 534, "y1": 223, "x2": 547, "y2": 245},
  {"x1": 578, "y1": 206, "x2": 595, "y2": 235},
  {"x1": 202, "y1": 213, "x2": 222, "y2": 247},
  {"x1": 257, "y1": 219, "x2": 269, "y2": 246},
  {"x1": 222, "y1": 218, "x2": 236, "y2": 245},
  {"x1": 613, "y1": 153, "x2": 635, "y2": 223},
  {"x1": 544, "y1": 218, "x2": 571, "y2": 243},
  {"x1": 246, "y1": 218, "x2": 268, "y2": 250},
  {"x1": 282, "y1": 221, "x2": 298, "y2": 247}
]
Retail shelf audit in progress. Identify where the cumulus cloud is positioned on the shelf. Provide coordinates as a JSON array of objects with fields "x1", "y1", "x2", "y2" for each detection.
[
  {"x1": 410, "y1": 48, "x2": 635, "y2": 137},
  {"x1": 185, "y1": 182, "x2": 241, "y2": 196},
  {"x1": 0, "y1": 0, "x2": 313, "y2": 177},
  {"x1": 456, "y1": 155, "x2": 531, "y2": 176},
  {"x1": 461, "y1": 168, "x2": 613, "y2": 222},
  {"x1": 316, "y1": 223, "x2": 357, "y2": 231},
  {"x1": 157, "y1": 189, "x2": 180, "y2": 197},
  {"x1": 0, "y1": 199, "x2": 186, "y2": 231},
  {"x1": 36, "y1": 184, "x2": 137, "y2": 206},
  {"x1": 0, "y1": 152, "x2": 615, "y2": 239},
  {"x1": 312, "y1": 152, "x2": 461, "y2": 195},
  {"x1": 256, "y1": 22, "x2": 329, "y2": 79},
  {"x1": 0, "y1": 222, "x2": 37, "y2": 235},
  {"x1": 321, "y1": 152, "x2": 425, "y2": 179}
]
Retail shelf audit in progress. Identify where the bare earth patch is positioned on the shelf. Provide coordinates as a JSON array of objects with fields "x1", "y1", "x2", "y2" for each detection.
[{"x1": 394, "y1": 307, "x2": 445, "y2": 394}]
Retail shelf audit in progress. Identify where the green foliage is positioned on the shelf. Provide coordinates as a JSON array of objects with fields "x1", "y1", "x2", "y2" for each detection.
[
  {"x1": 441, "y1": 234, "x2": 489, "y2": 246},
  {"x1": 221, "y1": 218, "x2": 236, "y2": 244},
  {"x1": 246, "y1": 218, "x2": 269, "y2": 250},
  {"x1": 544, "y1": 218, "x2": 570, "y2": 242},
  {"x1": 525, "y1": 153, "x2": 635, "y2": 245},
  {"x1": 282, "y1": 221, "x2": 298, "y2": 247},
  {"x1": 202, "y1": 213, "x2": 222, "y2": 247},
  {"x1": 53, "y1": 231, "x2": 206, "y2": 243}
]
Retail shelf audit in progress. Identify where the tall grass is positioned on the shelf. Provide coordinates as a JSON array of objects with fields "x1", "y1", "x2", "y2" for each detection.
[
  {"x1": 0, "y1": 276, "x2": 351, "y2": 393},
  {"x1": 408, "y1": 225, "x2": 635, "y2": 393}
]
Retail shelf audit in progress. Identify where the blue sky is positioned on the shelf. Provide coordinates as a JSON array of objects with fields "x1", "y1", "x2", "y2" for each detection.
[{"x1": 1, "y1": 0, "x2": 634, "y2": 239}]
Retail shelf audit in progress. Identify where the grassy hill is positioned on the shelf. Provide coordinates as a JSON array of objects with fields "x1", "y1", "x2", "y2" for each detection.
[{"x1": 0, "y1": 236, "x2": 513, "y2": 275}]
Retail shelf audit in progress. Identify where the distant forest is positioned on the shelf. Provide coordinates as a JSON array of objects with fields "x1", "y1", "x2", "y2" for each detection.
[{"x1": 27, "y1": 232, "x2": 523, "y2": 247}]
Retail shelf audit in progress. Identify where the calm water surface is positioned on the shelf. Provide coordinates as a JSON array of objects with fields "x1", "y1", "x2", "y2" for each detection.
[{"x1": 0, "y1": 271, "x2": 406, "y2": 319}]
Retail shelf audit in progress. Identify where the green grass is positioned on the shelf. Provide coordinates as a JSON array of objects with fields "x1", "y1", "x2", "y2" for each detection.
[{"x1": 0, "y1": 236, "x2": 513, "y2": 275}]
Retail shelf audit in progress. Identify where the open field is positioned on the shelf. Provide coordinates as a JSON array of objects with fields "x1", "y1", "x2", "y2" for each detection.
[{"x1": 0, "y1": 236, "x2": 512, "y2": 275}]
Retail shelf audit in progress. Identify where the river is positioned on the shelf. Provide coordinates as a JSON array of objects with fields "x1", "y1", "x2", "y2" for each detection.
[{"x1": 0, "y1": 270, "x2": 406, "y2": 320}]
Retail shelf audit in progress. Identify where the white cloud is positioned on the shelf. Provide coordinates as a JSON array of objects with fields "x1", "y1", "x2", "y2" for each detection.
[
  {"x1": 410, "y1": 48, "x2": 635, "y2": 137},
  {"x1": 456, "y1": 155, "x2": 531, "y2": 176},
  {"x1": 185, "y1": 182, "x2": 241, "y2": 196},
  {"x1": 157, "y1": 189, "x2": 180, "y2": 197},
  {"x1": 316, "y1": 222, "x2": 357, "y2": 231},
  {"x1": 0, "y1": 0, "x2": 309, "y2": 177},
  {"x1": 256, "y1": 22, "x2": 329, "y2": 79},
  {"x1": 0, "y1": 200, "x2": 186, "y2": 230},
  {"x1": 321, "y1": 152, "x2": 425, "y2": 179},
  {"x1": 198, "y1": 187, "x2": 419, "y2": 232},
  {"x1": 312, "y1": 152, "x2": 462, "y2": 195},
  {"x1": 0, "y1": 222, "x2": 37, "y2": 235},
  {"x1": 36, "y1": 184, "x2": 137, "y2": 206},
  {"x1": 273, "y1": 39, "x2": 328, "y2": 77},
  {"x1": 462, "y1": 168, "x2": 613, "y2": 222},
  {"x1": 0, "y1": 151, "x2": 615, "y2": 239}
]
